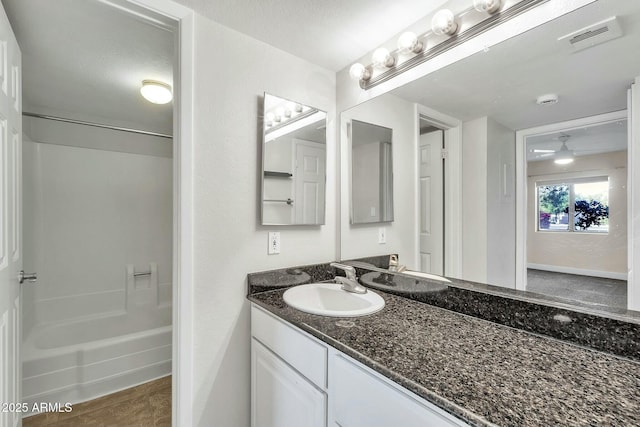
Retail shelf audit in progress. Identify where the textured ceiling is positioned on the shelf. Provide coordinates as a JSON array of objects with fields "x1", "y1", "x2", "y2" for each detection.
[
  {"x1": 392, "y1": 0, "x2": 640, "y2": 131},
  {"x1": 170, "y1": 0, "x2": 448, "y2": 72},
  {"x1": 3, "y1": 0, "x2": 175, "y2": 135}
]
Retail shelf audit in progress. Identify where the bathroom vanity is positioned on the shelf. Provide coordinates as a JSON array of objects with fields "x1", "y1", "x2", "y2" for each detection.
[{"x1": 248, "y1": 261, "x2": 640, "y2": 427}]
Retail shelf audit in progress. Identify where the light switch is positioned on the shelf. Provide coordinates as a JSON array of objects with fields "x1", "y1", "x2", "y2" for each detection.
[
  {"x1": 378, "y1": 227, "x2": 386, "y2": 244},
  {"x1": 268, "y1": 232, "x2": 280, "y2": 255}
]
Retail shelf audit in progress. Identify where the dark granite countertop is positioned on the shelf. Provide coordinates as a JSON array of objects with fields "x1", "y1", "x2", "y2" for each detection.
[{"x1": 249, "y1": 288, "x2": 640, "y2": 427}]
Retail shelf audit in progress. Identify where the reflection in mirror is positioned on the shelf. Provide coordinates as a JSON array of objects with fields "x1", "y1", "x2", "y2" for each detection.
[
  {"x1": 350, "y1": 120, "x2": 393, "y2": 224},
  {"x1": 262, "y1": 93, "x2": 327, "y2": 225},
  {"x1": 526, "y1": 119, "x2": 628, "y2": 309},
  {"x1": 339, "y1": 0, "x2": 640, "y2": 316}
]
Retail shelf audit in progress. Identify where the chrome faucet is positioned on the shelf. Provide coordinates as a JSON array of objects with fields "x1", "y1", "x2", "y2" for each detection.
[
  {"x1": 388, "y1": 255, "x2": 406, "y2": 273},
  {"x1": 330, "y1": 262, "x2": 367, "y2": 294}
]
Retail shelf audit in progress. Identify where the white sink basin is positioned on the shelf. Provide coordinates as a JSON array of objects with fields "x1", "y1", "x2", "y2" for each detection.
[
  {"x1": 399, "y1": 270, "x2": 451, "y2": 283},
  {"x1": 283, "y1": 283, "x2": 385, "y2": 317}
]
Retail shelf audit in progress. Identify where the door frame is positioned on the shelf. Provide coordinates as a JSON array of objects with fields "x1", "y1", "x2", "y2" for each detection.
[
  {"x1": 415, "y1": 104, "x2": 462, "y2": 278},
  {"x1": 103, "y1": 1, "x2": 195, "y2": 425},
  {"x1": 515, "y1": 110, "x2": 629, "y2": 298}
]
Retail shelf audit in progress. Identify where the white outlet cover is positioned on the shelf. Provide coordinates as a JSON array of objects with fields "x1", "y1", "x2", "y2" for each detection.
[{"x1": 268, "y1": 232, "x2": 281, "y2": 254}]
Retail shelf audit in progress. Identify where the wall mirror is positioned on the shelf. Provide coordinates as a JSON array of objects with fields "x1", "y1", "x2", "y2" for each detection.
[
  {"x1": 339, "y1": 0, "x2": 640, "y2": 318},
  {"x1": 262, "y1": 93, "x2": 327, "y2": 225},
  {"x1": 350, "y1": 120, "x2": 394, "y2": 224}
]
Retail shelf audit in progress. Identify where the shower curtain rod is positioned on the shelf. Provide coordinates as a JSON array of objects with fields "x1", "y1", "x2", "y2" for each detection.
[{"x1": 22, "y1": 112, "x2": 173, "y2": 140}]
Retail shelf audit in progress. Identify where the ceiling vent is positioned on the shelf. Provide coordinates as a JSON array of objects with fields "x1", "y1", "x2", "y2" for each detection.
[{"x1": 558, "y1": 16, "x2": 623, "y2": 52}]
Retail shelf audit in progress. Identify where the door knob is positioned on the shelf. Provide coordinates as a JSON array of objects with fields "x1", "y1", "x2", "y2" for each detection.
[{"x1": 19, "y1": 270, "x2": 37, "y2": 284}]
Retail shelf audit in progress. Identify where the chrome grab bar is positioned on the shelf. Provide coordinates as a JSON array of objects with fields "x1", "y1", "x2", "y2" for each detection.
[
  {"x1": 263, "y1": 198, "x2": 294, "y2": 205},
  {"x1": 133, "y1": 271, "x2": 152, "y2": 278}
]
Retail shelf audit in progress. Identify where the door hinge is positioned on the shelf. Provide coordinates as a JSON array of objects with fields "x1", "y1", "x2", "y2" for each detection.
[{"x1": 441, "y1": 149, "x2": 448, "y2": 160}]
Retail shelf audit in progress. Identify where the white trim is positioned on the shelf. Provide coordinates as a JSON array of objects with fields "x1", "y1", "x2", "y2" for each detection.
[
  {"x1": 416, "y1": 104, "x2": 462, "y2": 279},
  {"x1": 515, "y1": 110, "x2": 628, "y2": 293},
  {"x1": 527, "y1": 263, "x2": 627, "y2": 281},
  {"x1": 116, "y1": 1, "x2": 195, "y2": 426},
  {"x1": 630, "y1": 78, "x2": 640, "y2": 311}
]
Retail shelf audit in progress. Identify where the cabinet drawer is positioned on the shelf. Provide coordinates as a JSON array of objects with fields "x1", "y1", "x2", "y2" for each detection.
[
  {"x1": 332, "y1": 353, "x2": 467, "y2": 427},
  {"x1": 251, "y1": 304, "x2": 327, "y2": 388}
]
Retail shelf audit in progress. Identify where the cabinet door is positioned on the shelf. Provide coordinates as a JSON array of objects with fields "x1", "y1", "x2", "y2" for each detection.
[
  {"x1": 332, "y1": 354, "x2": 465, "y2": 427},
  {"x1": 252, "y1": 338, "x2": 327, "y2": 427}
]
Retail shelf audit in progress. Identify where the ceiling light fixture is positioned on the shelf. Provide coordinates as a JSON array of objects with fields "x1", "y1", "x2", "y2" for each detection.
[
  {"x1": 536, "y1": 93, "x2": 559, "y2": 105},
  {"x1": 554, "y1": 137, "x2": 574, "y2": 165},
  {"x1": 140, "y1": 80, "x2": 172, "y2": 104},
  {"x1": 432, "y1": 9, "x2": 458, "y2": 36},
  {"x1": 473, "y1": 0, "x2": 502, "y2": 14},
  {"x1": 348, "y1": 0, "x2": 546, "y2": 90}
]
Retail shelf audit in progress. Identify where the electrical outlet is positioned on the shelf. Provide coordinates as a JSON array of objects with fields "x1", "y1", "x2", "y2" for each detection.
[
  {"x1": 268, "y1": 232, "x2": 280, "y2": 255},
  {"x1": 378, "y1": 227, "x2": 386, "y2": 244}
]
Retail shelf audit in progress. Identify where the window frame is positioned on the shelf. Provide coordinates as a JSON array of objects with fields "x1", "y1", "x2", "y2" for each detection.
[{"x1": 535, "y1": 176, "x2": 609, "y2": 233}]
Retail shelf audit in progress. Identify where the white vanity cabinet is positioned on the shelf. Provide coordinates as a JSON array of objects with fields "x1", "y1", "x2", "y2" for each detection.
[{"x1": 251, "y1": 304, "x2": 469, "y2": 427}]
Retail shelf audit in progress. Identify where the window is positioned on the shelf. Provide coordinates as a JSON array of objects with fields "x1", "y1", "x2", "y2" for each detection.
[{"x1": 537, "y1": 177, "x2": 609, "y2": 233}]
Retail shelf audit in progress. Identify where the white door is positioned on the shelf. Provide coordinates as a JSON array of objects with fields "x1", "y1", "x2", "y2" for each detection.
[
  {"x1": 294, "y1": 140, "x2": 325, "y2": 224},
  {"x1": 419, "y1": 130, "x2": 444, "y2": 275},
  {"x1": 0, "y1": 4, "x2": 22, "y2": 427}
]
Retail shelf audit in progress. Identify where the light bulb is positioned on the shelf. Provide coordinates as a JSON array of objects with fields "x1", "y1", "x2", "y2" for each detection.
[
  {"x1": 554, "y1": 158, "x2": 574, "y2": 165},
  {"x1": 140, "y1": 80, "x2": 172, "y2": 104},
  {"x1": 372, "y1": 47, "x2": 395, "y2": 68},
  {"x1": 398, "y1": 32, "x2": 423, "y2": 54},
  {"x1": 349, "y1": 63, "x2": 371, "y2": 81},
  {"x1": 432, "y1": 9, "x2": 458, "y2": 36},
  {"x1": 473, "y1": 0, "x2": 501, "y2": 14},
  {"x1": 265, "y1": 112, "x2": 275, "y2": 122}
]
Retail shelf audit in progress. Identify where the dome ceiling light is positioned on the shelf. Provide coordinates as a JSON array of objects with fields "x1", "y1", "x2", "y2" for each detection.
[{"x1": 140, "y1": 80, "x2": 173, "y2": 104}]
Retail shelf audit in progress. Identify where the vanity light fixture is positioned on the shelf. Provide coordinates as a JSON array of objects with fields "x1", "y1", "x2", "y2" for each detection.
[
  {"x1": 265, "y1": 112, "x2": 275, "y2": 127},
  {"x1": 349, "y1": 63, "x2": 372, "y2": 81},
  {"x1": 398, "y1": 32, "x2": 424, "y2": 54},
  {"x1": 140, "y1": 80, "x2": 172, "y2": 104},
  {"x1": 432, "y1": 9, "x2": 458, "y2": 36},
  {"x1": 349, "y1": 0, "x2": 548, "y2": 90},
  {"x1": 372, "y1": 47, "x2": 395, "y2": 68},
  {"x1": 473, "y1": 0, "x2": 502, "y2": 14}
]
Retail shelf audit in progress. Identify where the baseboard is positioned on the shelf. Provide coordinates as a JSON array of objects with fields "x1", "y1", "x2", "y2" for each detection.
[{"x1": 527, "y1": 263, "x2": 627, "y2": 281}]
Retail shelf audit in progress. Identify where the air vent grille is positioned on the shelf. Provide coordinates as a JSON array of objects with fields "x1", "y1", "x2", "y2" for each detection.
[
  {"x1": 558, "y1": 16, "x2": 622, "y2": 52},
  {"x1": 569, "y1": 25, "x2": 609, "y2": 45}
]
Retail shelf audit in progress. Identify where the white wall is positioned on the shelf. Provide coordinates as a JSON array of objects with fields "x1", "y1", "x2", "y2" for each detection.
[
  {"x1": 527, "y1": 151, "x2": 627, "y2": 276},
  {"x1": 22, "y1": 119, "x2": 172, "y2": 336},
  {"x1": 462, "y1": 116, "x2": 516, "y2": 286},
  {"x1": 461, "y1": 118, "x2": 488, "y2": 283},
  {"x1": 340, "y1": 93, "x2": 416, "y2": 267},
  {"x1": 263, "y1": 136, "x2": 294, "y2": 224},
  {"x1": 191, "y1": 16, "x2": 336, "y2": 427},
  {"x1": 487, "y1": 119, "x2": 516, "y2": 287},
  {"x1": 352, "y1": 143, "x2": 381, "y2": 223}
]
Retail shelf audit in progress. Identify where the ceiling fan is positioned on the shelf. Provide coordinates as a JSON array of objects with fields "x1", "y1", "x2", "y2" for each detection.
[{"x1": 531, "y1": 134, "x2": 575, "y2": 164}]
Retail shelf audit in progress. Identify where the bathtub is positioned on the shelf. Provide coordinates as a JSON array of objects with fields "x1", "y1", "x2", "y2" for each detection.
[{"x1": 22, "y1": 305, "x2": 172, "y2": 413}]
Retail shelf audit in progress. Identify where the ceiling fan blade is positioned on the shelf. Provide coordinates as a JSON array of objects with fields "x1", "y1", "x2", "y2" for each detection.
[{"x1": 532, "y1": 149, "x2": 556, "y2": 153}]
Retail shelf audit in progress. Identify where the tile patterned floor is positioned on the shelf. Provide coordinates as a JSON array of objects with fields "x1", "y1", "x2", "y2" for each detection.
[{"x1": 23, "y1": 376, "x2": 171, "y2": 427}]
